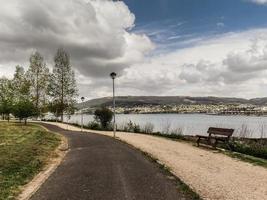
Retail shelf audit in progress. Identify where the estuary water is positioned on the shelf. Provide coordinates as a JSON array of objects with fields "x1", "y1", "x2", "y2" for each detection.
[{"x1": 64, "y1": 113, "x2": 267, "y2": 138}]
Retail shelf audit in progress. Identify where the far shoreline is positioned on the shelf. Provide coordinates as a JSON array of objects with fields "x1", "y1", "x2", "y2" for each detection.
[{"x1": 76, "y1": 112, "x2": 267, "y2": 117}]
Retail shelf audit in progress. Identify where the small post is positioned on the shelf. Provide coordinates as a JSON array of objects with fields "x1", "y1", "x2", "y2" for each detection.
[
  {"x1": 110, "y1": 72, "x2": 117, "y2": 137},
  {"x1": 81, "y1": 96, "x2": 85, "y2": 132}
]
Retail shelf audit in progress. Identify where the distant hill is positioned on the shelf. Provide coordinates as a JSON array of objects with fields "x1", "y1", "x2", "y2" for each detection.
[{"x1": 76, "y1": 96, "x2": 267, "y2": 109}]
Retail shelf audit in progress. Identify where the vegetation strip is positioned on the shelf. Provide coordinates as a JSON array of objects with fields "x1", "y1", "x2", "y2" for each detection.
[
  {"x1": 0, "y1": 122, "x2": 61, "y2": 200},
  {"x1": 223, "y1": 150, "x2": 267, "y2": 168}
]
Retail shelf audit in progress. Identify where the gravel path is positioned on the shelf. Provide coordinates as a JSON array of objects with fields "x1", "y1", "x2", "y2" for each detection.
[{"x1": 42, "y1": 122, "x2": 267, "y2": 200}]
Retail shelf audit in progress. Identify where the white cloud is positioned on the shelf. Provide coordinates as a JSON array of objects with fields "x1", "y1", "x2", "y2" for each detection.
[
  {"x1": 117, "y1": 28, "x2": 267, "y2": 99},
  {"x1": 0, "y1": 0, "x2": 154, "y2": 78},
  {"x1": 1, "y1": 0, "x2": 267, "y2": 99},
  {"x1": 248, "y1": 0, "x2": 267, "y2": 5},
  {"x1": 216, "y1": 22, "x2": 225, "y2": 27}
]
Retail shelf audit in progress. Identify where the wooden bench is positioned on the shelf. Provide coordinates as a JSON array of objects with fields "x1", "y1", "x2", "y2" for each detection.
[{"x1": 196, "y1": 127, "x2": 234, "y2": 149}]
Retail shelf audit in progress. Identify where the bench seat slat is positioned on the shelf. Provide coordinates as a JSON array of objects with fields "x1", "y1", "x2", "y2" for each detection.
[{"x1": 207, "y1": 127, "x2": 234, "y2": 137}]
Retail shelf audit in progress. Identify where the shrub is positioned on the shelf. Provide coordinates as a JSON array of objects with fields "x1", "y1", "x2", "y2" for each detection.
[
  {"x1": 141, "y1": 122, "x2": 154, "y2": 134},
  {"x1": 170, "y1": 127, "x2": 184, "y2": 139},
  {"x1": 120, "y1": 120, "x2": 141, "y2": 133},
  {"x1": 235, "y1": 124, "x2": 253, "y2": 138},
  {"x1": 229, "y1": 140, "x2": 267, "y2": 160},
  {"x1": 87, "y1": 121, "x2": 101, "y2": 130},
  {"x1": 133, "y1": 123, "x2": 141, "y2": 133},
  {"x1": 12, "y1": 99, "x2": 36, "y2": 124},
  {"x1": 161, "y1": 120, "x2": 172, "y2": 134},
  {"x1": 94, "y1": 107, "x2": 113, "y2": 129}
]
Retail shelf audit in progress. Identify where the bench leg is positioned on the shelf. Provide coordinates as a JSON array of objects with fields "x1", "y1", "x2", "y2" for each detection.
[
  {"x1": 207, "y1": 137, "x2": 211, "y2": 146},
  {"x1": 197, "y1": 137, "x2": 200, "y2": 147},
  {"x1": 213, "y1": 139, "x2": 218, "y2": 149}
]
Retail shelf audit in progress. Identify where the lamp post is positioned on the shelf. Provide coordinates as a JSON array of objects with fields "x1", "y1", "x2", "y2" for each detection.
[
  {"x1": 110, "y1": 72, "x2": 117, "y2": 137},
  {"x1": 81, "y1": 96, "x2": 85, "y2": 132}
]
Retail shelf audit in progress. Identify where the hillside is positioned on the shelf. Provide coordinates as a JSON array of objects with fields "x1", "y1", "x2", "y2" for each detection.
[{"x1": 76, "y1": 96, "x2": 265, "y2": 109}]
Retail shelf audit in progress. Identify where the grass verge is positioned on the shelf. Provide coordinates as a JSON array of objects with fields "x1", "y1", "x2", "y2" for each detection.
[
  {"x1": 222, "y1": 150, "x2": 267, "y2": 168},
  {"x1": 0, "y1": 122, "x2": 61, "y2": 200}
]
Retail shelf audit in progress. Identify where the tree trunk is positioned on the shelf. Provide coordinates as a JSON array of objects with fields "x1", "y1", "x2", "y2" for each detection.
[
  {"x1": 61, "y1": 66, "x2": 64, "y2": 123},
  {"x1": 24, "y1": 118, "x2": 27, "y2": 125},
  {"x1": 36, "y1": 68, "x2": 39, "y2": 117}
]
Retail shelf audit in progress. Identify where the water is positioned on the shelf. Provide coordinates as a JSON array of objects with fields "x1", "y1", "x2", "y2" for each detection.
[{"x1": 63, "y1": 113, "x2": 267, "y2": 138}]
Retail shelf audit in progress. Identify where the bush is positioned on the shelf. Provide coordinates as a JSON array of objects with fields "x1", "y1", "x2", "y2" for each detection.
[
  {"x1": 87, "y1": 121, "x2": 101, "y2": 130},
  {"x1": 94, "y1": 107, "x2": 113, "y2": 129},
  {"x1": 12, "y1": 99, "x2": 36, "y2": 124},
  {"x1": 141, "y1": 122, "x2": 154, "y2": 134},
  {"x1": 229, "y1": 140, "x2": 267, "y2": 160},
  {"x1": 120, "y1": 120, "x2": 141, "y2": 133},
  {"x1": 162, "y1": 120, "x2": 172, "y2": 134},
  {"x1": 170, "y1": 127, "x2": 183, "y2": 135},
  {"x1": 133, "y1": 123, "x2": 141, "y2": 133}
]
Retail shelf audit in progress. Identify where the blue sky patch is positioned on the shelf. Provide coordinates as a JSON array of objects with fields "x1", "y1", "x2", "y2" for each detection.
[{"x1": 124, "y1": 0, "x2": 267, "y2": 52}]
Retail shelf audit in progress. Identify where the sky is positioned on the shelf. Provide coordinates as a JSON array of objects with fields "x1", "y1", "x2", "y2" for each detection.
[{"x1": 1, "y1": 0, "x2": 267, "y2": 100}]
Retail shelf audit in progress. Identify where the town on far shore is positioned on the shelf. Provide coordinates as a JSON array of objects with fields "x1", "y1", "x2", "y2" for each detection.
[{"x1": 81, "y1": 104, "x2": 267, "y2": 115}]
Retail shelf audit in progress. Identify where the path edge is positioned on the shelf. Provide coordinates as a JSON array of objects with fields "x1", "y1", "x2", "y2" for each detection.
[{"x1": 17, "y1": 126, "x2": 69, "y2": 200}]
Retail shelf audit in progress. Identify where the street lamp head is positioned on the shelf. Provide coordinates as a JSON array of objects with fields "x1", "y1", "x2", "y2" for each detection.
[
  {"x1": 81, "y1": 97, "x2": 85, "y2": 102},
  {"x1": 110, "y1": 72, "x2": 117, "y2": 79}
]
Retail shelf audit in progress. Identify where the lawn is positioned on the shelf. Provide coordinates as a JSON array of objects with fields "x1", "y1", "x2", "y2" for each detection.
[{"x1": 0, "y1": 122, "x2": 61, "y2": 200}]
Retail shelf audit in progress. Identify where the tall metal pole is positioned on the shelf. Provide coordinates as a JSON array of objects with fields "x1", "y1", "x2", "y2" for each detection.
[
  {"x1": 81, "y1": 110, "x2": 84, "y2": 132},
  {"x1": 110, "y1": 72, "x2": 117, "y2": 138},
  {"x1": 112, "y1": 77, "x2": 116, "y2": 137},
  {"x1": 81, "y1": 97, "x2": 85, "y2": 132}
]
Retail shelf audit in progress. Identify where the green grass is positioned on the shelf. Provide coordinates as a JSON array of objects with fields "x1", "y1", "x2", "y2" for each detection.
[
  {"x1": 0, "y1": 122, "x2": 61, "y2": 200},
  {"x1": 222, "y1": 150, "x2": 267, "y2": 168},
  {"x1": 228, "y1": 140, "x2": 267, "y2": 160}
]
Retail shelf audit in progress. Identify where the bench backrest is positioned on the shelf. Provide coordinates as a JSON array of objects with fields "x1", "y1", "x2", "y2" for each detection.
[{"x1": 207, "y1": 127, "x2": 234, "y2": 138}]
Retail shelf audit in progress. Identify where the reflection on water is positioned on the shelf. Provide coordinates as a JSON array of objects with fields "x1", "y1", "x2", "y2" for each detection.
[{"x1": 63, "y1": 114, "x2": 267, "y2": 138}]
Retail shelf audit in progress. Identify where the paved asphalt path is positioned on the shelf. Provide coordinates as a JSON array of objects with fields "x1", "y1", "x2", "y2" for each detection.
[{"x1": 30, "y1": 123, "x2": 186, "y2": 200}]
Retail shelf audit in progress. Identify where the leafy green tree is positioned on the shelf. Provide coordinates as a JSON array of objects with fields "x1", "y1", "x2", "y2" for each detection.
[
  {"x1": 94, "y1": 107, "x2": 113, "y2": 129},
  {"x1": 48, "y1": 48, "x2": 78, "y2": 122},
  {"x1": 27, "y1": 51, "x2": 50, "y2": 117},
  {"x1": 11, "y1": 66, "x2": 33, "y2": 124},
  {"x1": 0, "y1": 77, "x2": 14, "y2": 121},
  {"x1": 13, "y1": 66, "x2": 31, "y2": 100},
  {"x1": 48, "y1": 100, "x2": 62, "y2": 121},
  {"x1": 13, "y1": 99, "x2": 36, "y2": 124}
]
